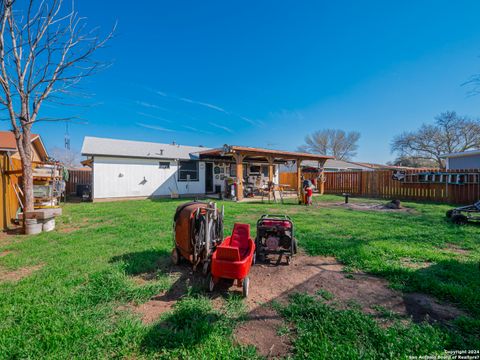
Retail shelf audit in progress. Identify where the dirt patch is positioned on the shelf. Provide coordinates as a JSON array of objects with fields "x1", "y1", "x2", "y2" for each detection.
[
  {"x1": 242, "y1": 255, "x2": 390, "y2": 313},
  {"x1": 127, "y1": 252, "x2": 466, "y2": 356},
  {"x1": 0, "y1": 228, "x2": 22, "y2": 244},
  {"x1": 0, "y1": 250, "x2": 12, "y2": 258},
  {"x1": 129, "y1": 266, "x2": 206, "y2": 324},
  {"x1": 230, "y1": 253, "x2": 466, "y2": 357},
  {"x1": 345, "y1": 202, "x2": 414, "y2": 213},
  {"x1": 443, "y1": 243, "x2": 470, "y2": 256},
  {"x1": 403, "y1": 293, "x2": 466, "y2": 323},
  {"x1": 132, "y1": 297, "x2": 176, "y2": 324},
  {"x1": 56, "y1": 219, "x2": 88, "y2": 233},
  {"x1": 0, "y1": 264, "x2": 43, "y2": 282},
  {"x1": 400, "y1": 257, "x2": 433, "y2": 269},
  {"x1": 243, "y1": 254, "x2": 465, "y2": 323},
  {"x1": 318, "y1": 202, "x2": 416, "y2": 214},
  {"x1": 234, "y1": 306, "x2": 291, "y2": 358},
  {"x1": 57, "y1": 219, "x2": 114, "y2": 234}
]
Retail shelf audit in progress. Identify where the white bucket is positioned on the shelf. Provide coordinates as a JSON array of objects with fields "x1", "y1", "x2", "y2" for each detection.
[
  {"x1": 25, "y1": 219, "x2": 43, "y2": 235},
  {"x1": 42, "y1": 218, "x2": 56, "y2": 232}
]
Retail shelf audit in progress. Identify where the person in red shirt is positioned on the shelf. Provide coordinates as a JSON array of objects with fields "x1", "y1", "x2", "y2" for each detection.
[{"x1": 306, "y1": 185, "x2": 313, "y2": 206}]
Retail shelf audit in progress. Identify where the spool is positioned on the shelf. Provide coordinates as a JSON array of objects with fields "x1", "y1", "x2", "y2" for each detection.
[{"x1": 25, "y1": 218, "x2": 42, "y2": 235}]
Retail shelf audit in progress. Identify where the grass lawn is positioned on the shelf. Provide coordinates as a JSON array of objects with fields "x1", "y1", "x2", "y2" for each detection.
[{"x1": 0, "y1": 195, "x2": 479, "y2": 359}]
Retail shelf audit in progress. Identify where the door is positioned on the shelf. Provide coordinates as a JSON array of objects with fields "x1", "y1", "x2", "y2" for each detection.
[{"x1": 205, "y1": 162, "x2": 214, "y2": 193}]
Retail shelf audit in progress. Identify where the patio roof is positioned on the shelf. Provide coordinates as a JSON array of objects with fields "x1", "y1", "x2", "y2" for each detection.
[{"x1": 199, "y1": 144, "x2": 333, "y2": 162}]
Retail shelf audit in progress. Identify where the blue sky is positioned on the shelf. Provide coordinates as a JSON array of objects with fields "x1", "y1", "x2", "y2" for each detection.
[{"x1": 2, "y1": 0, "x2": 480, "y2": 163}]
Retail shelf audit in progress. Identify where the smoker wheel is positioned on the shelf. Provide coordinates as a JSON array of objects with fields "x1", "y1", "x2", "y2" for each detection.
[
  {"x1": 207, "y1": 274, "x2": 215, "y2": 292},
  {"x1": 171, "y1": 247, "x2": 180, "y2": 265}
]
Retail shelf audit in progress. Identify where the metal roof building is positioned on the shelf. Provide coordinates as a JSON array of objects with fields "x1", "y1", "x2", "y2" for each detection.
[{"x1": 81, "y1": 136, "x2": 209, "y2": 160}]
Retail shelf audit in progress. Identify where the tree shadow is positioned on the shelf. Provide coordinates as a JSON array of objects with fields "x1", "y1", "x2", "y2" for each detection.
[
  {"x1": 110, "y1": 249, "x2": 170, "y2": 276},
  {"x1": 141, "y1": 298, "x2": 220, "y2": 351},
  {"x1": 375, "y1": 259, "x2": 480, "y2": 321}
]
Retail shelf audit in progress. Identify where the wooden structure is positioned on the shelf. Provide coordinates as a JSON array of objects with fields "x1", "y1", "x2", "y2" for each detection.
[
  {"x1": 279, "y1": 171, "x2": 320, "y2": 192},
  {"x1": 323, "y1": 169, "x2": 480, "y2": 204},
  {"x1": 0, "y1": 131, "x2": 49, "y2": 229},
  {"x1": 65, "y1": 167, "x2": 92, "y2": 195},
  {"x1": 0, "y1": 155, "x2": 22, "y2": 230},
  {"x1": 199, "y1": 145, "x2": 332, "y2": 201}
]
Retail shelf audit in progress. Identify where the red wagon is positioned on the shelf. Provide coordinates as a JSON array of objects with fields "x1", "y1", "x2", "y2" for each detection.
[{"x1": 209, "y1": 223, "x2": 255, "y2": 297}]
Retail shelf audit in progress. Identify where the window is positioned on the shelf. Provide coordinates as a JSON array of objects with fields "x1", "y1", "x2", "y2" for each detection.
[
  {"x1": 159, "y1": 162, "x2": 170, "y2": 169},
  {"x1": 261, "y1": 165, "x2": 269, "y2": 177},
  {"x1": 249, "y1": 165, "x2": 261, "y2": 174},
  {"x1": 229, "y1": 164, "x2": 247, "y2": 178},
  {"x1": 178, "y1": 161, "x2": 199, "y2": 181}
]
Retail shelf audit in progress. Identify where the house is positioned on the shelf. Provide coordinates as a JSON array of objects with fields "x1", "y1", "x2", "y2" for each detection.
[
  {"x1": 281, "y1": 159, "x2": 372, "y2": 173},
  {"x1": 348, "y1": 162, "x2": 423, "y2": 171},
  {"x1": 81, "y1": 137, "x2": 209, "y2": 200},
  {"x1": 81, "y1": 137, "x2": 332, "y2": 201},
  {"x1": 0, "y1": 131, "x2": 49, "y2": 229},
  {"x1": 0, "y1": 131, "x2": 48, "y2": 162},
  {"x1": 442, "y1": 149, "x2": 480, "y2": 170}
]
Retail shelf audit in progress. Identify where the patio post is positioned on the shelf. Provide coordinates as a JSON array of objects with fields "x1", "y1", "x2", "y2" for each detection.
[
  {"x1": 233, "y1": 153, "x2": 245, "y2": 201},
  {"x1": 296, "y1": 158, "x2": 302, "y2": 200},
  {"x1": 267, "y1": 156, "x2": 274, "y2": 184},
  {"x1": 318, "y1": 159, "x2": 326, "y2": 195}
]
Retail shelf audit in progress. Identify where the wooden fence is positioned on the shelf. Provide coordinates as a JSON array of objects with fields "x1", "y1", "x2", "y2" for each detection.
[
  {"x1": 278, "y1": 172, "x2": 317, "y2": 190},
  {"x1": 66, "y1": 168, "x2": 92, "y2": 195},
  {"x1": 323, "y1": 169, "x2": 480, "y2": 204}
]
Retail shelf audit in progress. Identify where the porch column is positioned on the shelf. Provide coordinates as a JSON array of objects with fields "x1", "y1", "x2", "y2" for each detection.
[
  {"x1": 296, "y1": 158, "x2": 302, "y2": 200},
  {"x1": 234, "y1": 153, "x2": 244, "y2": 201},
  {"x1": 267, "y1": 156, "x2": 274, "y2": 184},
  {"x1": 318, "y1": 159, "x2": 326, "y2": 195}
]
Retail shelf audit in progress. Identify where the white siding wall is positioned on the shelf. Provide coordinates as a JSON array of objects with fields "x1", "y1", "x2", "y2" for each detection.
[{"x1": 93, "y1": 156, "x2": 206, "y2": 199}]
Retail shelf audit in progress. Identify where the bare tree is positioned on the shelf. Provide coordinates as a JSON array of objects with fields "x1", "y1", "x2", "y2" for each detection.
[
  {"x1": 298, "y1": 129, "x2": 360, "y2": 160},
  {"x1": 0, "y1": 0, "x2": 114, "y2": 212},
  {"x1": 49, "y1": 146, "x2": 80, "y2": 167},
  {"x1": 386, "y1": 156, "x2": 437, "y2": 168},
  {"x1": 391, "y1": 111, "x2": 480, "y2": 167}
]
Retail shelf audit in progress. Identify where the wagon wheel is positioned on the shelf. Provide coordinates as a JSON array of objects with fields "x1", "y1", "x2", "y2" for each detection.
[
  {"x1": 446, "y1": 210, "x2": 454, "y2": 218},
  {"x1": 202, "y1": 261, "x2": 210, "y2": 276},
  {"x1": 242, "y1": 277, "x2": 250, "y2": 298},
  {"x1": 207, "y1": 274, "x2": 215, "y2": 292},
  {"x1": 171, "y1": 247, "x2": 180, "y2": 265}
]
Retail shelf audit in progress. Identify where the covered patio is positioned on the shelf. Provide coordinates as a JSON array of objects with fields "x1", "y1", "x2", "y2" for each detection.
[{"x1": 199, "y1": 145, "x2": 333, "y2": 201}]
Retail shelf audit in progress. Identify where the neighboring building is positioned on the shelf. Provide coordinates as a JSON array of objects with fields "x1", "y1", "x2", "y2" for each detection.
[
  {"x1": 312, "y1": 159, "x2": 372, "y2": 172},
  {"x1": 280, "y1": 159, "x2": 372, "y2": 173},
  {"x1": 442, "y1": 149, "x2": 480, "y2": 170},
  {"x1": 81, "y1": 137, "x2": 209, "y2": 200},
  {"x1": 0, "y1": 131, "x2": 48, "y2": 162}
]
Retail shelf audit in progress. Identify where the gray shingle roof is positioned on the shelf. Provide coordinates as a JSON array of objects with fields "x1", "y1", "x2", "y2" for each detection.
[
  {"x1": 81, "y1": 136, "x2": 210, "y2": 160},
  {"x1": 280, "y1": 159, "x2": 372, "y2": 172},
  {"x1": 314, "y1": 159, "x2": 372, "y2": 171}
]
